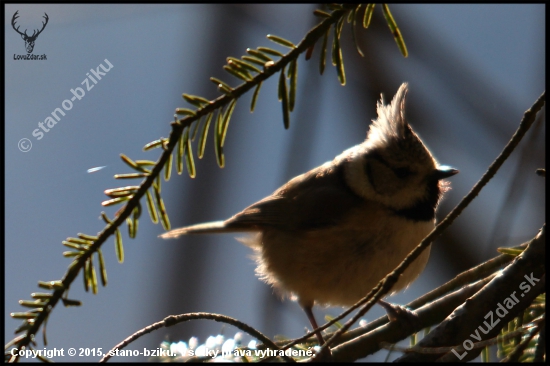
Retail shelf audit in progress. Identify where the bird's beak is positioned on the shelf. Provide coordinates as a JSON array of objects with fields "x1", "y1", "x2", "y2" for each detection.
[{"x1": 433, "y1": 166, "x2": 459, "y2": 180}]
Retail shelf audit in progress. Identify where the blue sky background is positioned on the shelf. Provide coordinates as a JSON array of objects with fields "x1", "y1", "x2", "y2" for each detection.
[{"x1": 5, "y1": 4, "x2": 545, "y2": 362}]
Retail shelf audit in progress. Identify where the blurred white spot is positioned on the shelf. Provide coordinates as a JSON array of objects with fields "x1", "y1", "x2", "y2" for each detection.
[
  {"x1": 222, "y1": 338, "x2": 235, "y2": 354},
  {"x1": 188, "y1": 336, "x2": 199, "y2": 350},
  {"x1": 205, "y1": 335, "x2": 217, "y2": 349},
  {"x1": 195, "y1": 345, "x2": 206, "y2": 356},
  {"x1": 234, "y1": 332, "x2": 243, "y2": 343},
  {"x1": 247, "y1": 340, "x2": 257, "y2": 349},
  {"x1": 170, "y1": 341, "x2": 188, "y2": 356},
  {"x1": 86, "y1": 166, "x2": 107, "y2": 173}
]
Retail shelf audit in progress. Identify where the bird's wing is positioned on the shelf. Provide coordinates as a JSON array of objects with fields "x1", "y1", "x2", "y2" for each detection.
[{"x1": 225, "y1": 165, "x2": 363, "y2": 231}]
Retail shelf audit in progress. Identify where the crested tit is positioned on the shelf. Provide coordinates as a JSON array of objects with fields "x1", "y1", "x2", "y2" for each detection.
[{"x1": 160, "y1": 83, "x2": 458, "y2": 344}]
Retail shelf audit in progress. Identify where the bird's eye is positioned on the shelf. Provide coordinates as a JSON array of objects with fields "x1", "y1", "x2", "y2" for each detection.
[{"x1": 394, "y1": 167, "x2": 412, "y2": 179}]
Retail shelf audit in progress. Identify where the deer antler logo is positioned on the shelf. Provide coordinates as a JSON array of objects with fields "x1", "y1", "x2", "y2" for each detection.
[{"x1": 12, "y1": 10, "x2": 49, "y2": 54}]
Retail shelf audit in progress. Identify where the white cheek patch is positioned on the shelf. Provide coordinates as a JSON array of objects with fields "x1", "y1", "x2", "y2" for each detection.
[{"x1": 341, "y1": 146, "x2": 375, "y2": 201}]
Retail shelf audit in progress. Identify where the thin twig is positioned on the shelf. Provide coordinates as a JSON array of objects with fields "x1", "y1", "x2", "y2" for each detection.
[{"x1": 99, "y1": 312, "x2": 292, "y2": 363}]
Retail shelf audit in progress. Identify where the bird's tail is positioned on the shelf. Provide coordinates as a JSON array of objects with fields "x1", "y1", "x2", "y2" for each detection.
[{"x1": 159, "y1": 221, "x2": 236, "y2": 239}]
